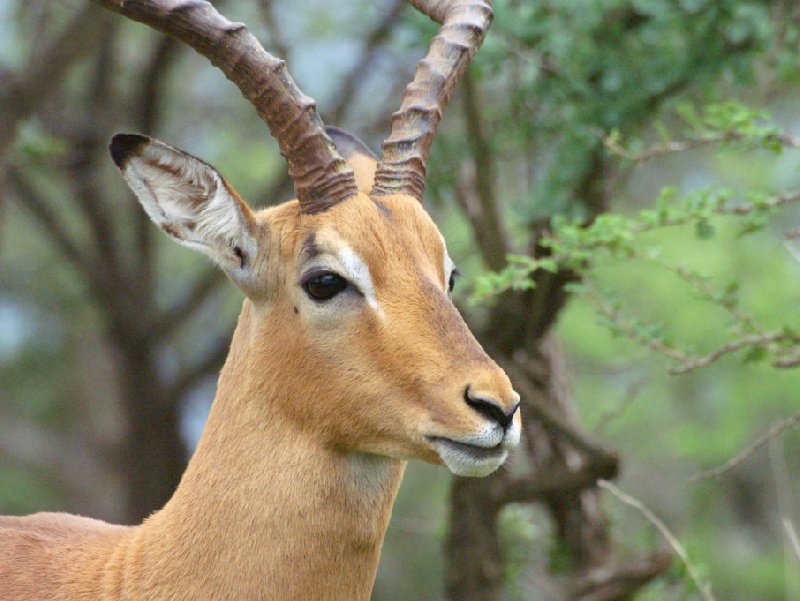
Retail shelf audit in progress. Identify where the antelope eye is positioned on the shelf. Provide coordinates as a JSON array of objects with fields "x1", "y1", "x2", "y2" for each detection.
[
  {"x1": 302, "y1": 271, "x2": 348, "y2": 301},
  {"x1": 448, "y1": 269, "x2": 460, "y2": 294}
]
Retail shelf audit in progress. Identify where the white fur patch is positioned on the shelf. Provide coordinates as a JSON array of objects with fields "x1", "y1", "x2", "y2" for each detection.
[
  {"x1": 337, "y1": 244, "x2": 381, "y2": 315},
  {"x1": 440, "y1": 233, "x2": 455, "y2": 291}
]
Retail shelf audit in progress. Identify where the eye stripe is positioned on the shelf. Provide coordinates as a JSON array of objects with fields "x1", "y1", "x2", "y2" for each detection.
[
  {"x1": 337, "y1": 244, "x2": 382, "y2": 315},
  {"x1": 443, "y1": 246, "x2": 455, "y2": 292}
]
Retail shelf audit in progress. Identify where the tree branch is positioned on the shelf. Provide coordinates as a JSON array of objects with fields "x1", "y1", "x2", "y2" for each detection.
[
  {"x1": 501, "y1": 461, "x2": 618, "y2": 504},
  {"x1": 567, "y1": 551, "x2": 672, "y2": 601},
  {"x1": 169, "y1": 336, "x2": 230, "y2": 399},
  {"x1": 92, "y1": 0, "x2": 358, "y2": 208},
  {"x1": 689, "y1": 411, "x2": 800, "y2": 483},
  {"x1": 6, "y1": 166, "x2": 94, "y2": 280},
  {"x1": 500, "y1": 356, "x2": 620, "y2": 468},
  {"x1": 454, "y1": 69, "x2": 508, "y2": 272},
  {"x1": 605, "y1": 129, "x2": 800, "y2": 163},
  {"x1": 598, "y1": 480, "x2": 716, "y2": 601},
  {"x1": 148, "y1": 269, "x2": 226, "y2": 341},
  {"x1": 327, "y1": 0, "x2": 406, "y2": 124},
  {"x1": 0, "y1": 4, "x2": 109, "y2": 162}
]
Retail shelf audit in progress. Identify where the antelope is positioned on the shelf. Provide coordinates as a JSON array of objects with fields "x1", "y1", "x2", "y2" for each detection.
[{"x1": 0, "y1": 0, "x2": 520, "y2": 599}]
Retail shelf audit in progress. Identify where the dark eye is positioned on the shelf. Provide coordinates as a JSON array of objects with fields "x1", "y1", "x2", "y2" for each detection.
[
  {"x1": 302, "y1": 271, "x2": 348, "y2": 301},
  {"x1": 448, "y1": 269, "x2": 460, "y2": 294}
]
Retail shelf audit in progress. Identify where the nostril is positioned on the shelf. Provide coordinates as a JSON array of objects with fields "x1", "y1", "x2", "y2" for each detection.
[{"x1": 464, "y1": 388, "x2": 518, "y2": 429}]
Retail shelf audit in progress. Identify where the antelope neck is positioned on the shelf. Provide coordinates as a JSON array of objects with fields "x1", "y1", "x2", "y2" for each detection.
[{"x1": 135, "y1": 308, "x2": 406, "y2": 601}]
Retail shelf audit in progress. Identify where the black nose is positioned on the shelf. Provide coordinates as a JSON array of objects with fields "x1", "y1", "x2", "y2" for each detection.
[{"x1": 464, "y1": 388, "x2": 519, "y2": 429}]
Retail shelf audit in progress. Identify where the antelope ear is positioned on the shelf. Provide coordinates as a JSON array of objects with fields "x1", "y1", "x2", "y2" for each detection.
[
  {"x1": 326, "y1": 126, "x2": 377, "y2": 195},
  {"x1": 109, "y1": 134, "x2": 258, "y2": 286}
]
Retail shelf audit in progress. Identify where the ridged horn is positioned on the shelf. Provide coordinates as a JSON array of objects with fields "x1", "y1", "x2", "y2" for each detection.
[
  {"x1": 93, "y1": 0, "x2": 358, "y2": 214},
  {"x1": 371, "y1": 0, "x2": 493, "y2": 201}
]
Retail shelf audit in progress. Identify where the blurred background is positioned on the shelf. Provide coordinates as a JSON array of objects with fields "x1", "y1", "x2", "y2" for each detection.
[{"x1": 1, "y1": 0, "x2": 799, "y2": 599}]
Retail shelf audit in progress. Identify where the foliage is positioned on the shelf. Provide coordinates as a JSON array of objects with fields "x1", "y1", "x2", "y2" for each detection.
[{"x1": 472, "y1": 100, "x2": 800, "y2": 374}]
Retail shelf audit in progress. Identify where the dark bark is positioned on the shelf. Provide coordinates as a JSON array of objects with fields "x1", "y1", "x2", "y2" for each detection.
[
  {"x1": 517, "y1": 337, "x2": 613, "y2": 571},
  {"x1": 118, "y1": 341, "x2": 186, "y2": 523},
  {"x1": 444, "y1": 84, "x2": 666, "y2": 594},
  {"x1": 457, "y1": 70, "x2": 508, "y2": 273},
  {"x1": 444, "y1": 334, "x2": 622, "y2": 601},
  {"x1": 444, "y1": 475, "x2": 505, "y2": 601},
  {"x1": 0, "y1": 5, "x2": 109, "y2": 163}
]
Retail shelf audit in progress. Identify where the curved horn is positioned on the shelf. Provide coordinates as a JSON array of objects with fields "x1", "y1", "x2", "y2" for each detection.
[
  {"x1": 93, "y1": 0, "x2": 358, "y2": 214},
  {"x1": 371, "y1": 0, "x2": 493, "y2": 200}
]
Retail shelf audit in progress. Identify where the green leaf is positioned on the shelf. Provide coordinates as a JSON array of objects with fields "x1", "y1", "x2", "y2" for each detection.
[{"x1": 694, "y1": 218, "x2": 716, "y2": 240}]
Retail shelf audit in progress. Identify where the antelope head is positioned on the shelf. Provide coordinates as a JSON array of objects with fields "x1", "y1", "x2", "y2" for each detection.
[{"x1": 106, "y1": 0, "x2": 519, "y2": 477}]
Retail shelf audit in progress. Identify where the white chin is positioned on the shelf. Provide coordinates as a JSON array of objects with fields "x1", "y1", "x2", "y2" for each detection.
[{"x1": 432, "y1": 439, "x2": 509, "y2": 477}]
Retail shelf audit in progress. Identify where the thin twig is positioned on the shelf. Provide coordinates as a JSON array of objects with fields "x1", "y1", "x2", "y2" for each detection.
[
  {"x1": 769, "y1": 438, "x2": 800, "y2": 601},
  {"x1": 784, "y1": 519, "x2": 800, "y2": 564},
  {"x1": 669, "y1": 333, "x2": 788, "y2": 375},
  {"x1": 597, "y1": 480, "x2": 716, "y2": 601},
  {"x1": 583, "y1": 279, "x2": 690, "y2": 363},
  {"x1": 785, "y1": 240, "x2": 800, "y2": 265},
  {"x1": 592, "y1": 377, "x2": 645, "y2": 435},
  {"x1": 639, "y1": 253, "x2": 765, "y2": 337},
  {"x1": 585, "y1": 277, "x2": 800, "y2": 375},
  {"x1": 0, "y1": 4, "x2": 109, "y2": 161},
  {"x1": 689, "y1": 411, "x2": 800, "y2": 483},
  {"x1": 719, "y1": 188, "x2": 800, "y2": 216},
  {"x1": 605, "y1": 130, "x2": 800, "y2": 163}
]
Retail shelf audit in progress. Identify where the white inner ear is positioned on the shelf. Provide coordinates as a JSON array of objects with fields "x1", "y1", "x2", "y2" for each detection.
[{"x1": 121, "y1": 140, "x2": 257, "y2": 275}]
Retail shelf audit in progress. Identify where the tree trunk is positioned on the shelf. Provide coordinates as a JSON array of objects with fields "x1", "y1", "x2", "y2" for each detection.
[
  {"x1": 118, "y1": 343, "x2": 186, "y2": 523},
  {"x1": 445, "y1": 475, "x2": 505, "y2": 601},
  {"x1": 444, "y1": 332, "x2": 616, "y2": 600}
]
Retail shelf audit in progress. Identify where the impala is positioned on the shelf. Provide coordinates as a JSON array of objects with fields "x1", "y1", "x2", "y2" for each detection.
[{"x1": 0, "y1": 0, "x2": 520, "y2": 599}]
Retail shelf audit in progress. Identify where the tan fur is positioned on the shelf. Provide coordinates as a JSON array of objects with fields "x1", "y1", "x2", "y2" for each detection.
[{"x1": 0, "y1": 145, "x2": 519, "y2": 600}]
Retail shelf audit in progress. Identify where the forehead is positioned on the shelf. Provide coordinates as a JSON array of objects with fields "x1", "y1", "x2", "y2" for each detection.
[{"x1": 270, "y1": 193, "x2": 447, "y2": 275}]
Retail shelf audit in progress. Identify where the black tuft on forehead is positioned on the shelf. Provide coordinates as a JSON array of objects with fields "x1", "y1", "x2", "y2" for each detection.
[
  {"x1": 300, "y1": 232, "x2": 319, "y2": 259},
  {"x1": 374, "y1": 200, "x2": 392, "y2": 220}
]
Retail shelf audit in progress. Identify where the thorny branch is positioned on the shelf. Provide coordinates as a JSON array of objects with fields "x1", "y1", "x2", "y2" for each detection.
[
  {"x1": 598, "y1": 480, "x2": 716, "y2": 601},
  {"x1": 473, "y1": 186, "x2": 800, "y2": 304},
  {"x1": 642, "y1": 253, "x2": 766, "y2": 336},
  {"x1": 669, "y1": 334, "x2": 794, "y2": 374},
  {"x1": 585, "y1": 278, "x2": 800, "y2": 374},
  {"x1": 584, "y1": 278, "x2": 800, "y2": 375},
  {"x1": 582, "y1": 279, "x2": 690, "y2": 364},
  {"x1": 689, "y1": 411, "x2": 800, "y2": 483},
  {"x1": 604, "y1": 129, "x2": 800, "y2": 162}
]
